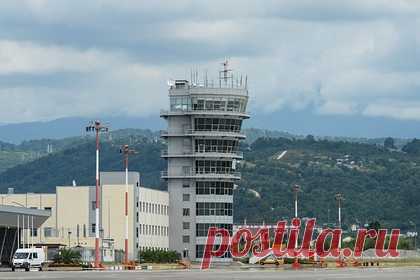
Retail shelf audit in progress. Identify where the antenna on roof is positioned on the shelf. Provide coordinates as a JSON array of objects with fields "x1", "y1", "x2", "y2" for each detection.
[{"x1": 219, "y1": 58, "x2": 233, "y2": 88}]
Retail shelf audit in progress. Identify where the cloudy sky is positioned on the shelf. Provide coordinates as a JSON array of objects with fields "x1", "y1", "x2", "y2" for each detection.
[{"x1": 1, "y1": 0, "x2": 420, "y2": 137}]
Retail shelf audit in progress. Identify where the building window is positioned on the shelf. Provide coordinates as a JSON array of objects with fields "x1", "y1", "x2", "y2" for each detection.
[
  {"x1": 83, "y1": 224, "x2": 87, "y2": 237},
  {"x1": 194, "y1": 118, "x2": 242, "y2": 133},
  {"x1": 183, "y1": 208, "x2": 190, "y2": 216},
  {"x1": 91, "y1": 201, "x2": 96, "y2": 210},
  {"x1": 196, "y1": 223, "x2": 233, "y2": 237},
  {"x1": 30, "y1": 228, "x2": 37, "y2": 237},
  {"x1": 196, "y1": 202, "x2": 232, "y2": 216},
  {"x1": 196, "y1": 181, "x2": 234, "y2": 195},
  {"x1": 182, "y1": 235, "x2": 190, "y2": 243},
  {"x1": 196, "y1": 245, "x2": 231, "y2": 259},
  {"x1": 183, "y1": 222, "x2": 190, "y2": 230},
  {"x1": 195, "y1": 139, "x2": 239, "y2": 154},
  {"x1": 91, "y1": 223, "x2": 96, "y2": 233},
  {"x1": 44, "y1": 227, "x2": 53, "y2": 237},
  {"x1": 44, "y1": 207, "x2": 52, "y2": 211},
  {"x1": 136, "y1": 227, "x2": 139, "y2": 238},
  {"x1": 182, "y1": 184, "x2": 190, "y2": 188},
  {"x1": 183, "y1": 194, "x2": 190, "y2": 202}
]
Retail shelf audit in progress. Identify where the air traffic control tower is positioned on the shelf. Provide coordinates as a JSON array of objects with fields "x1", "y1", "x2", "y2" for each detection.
[{"x1": 161, "y1": 61, "x2": 249, "y2": 261}]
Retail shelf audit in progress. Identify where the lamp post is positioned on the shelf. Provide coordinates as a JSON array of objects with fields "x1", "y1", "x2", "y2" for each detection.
[
  {"x1": 292, "y1": 184, "x2": 301, "y2": 269},
  {"x1": 68, "y1": 230, "x2": 72, "y2": 248},
  {"x1": 335, "y1": 193, "x2": 344, "y2": 266},
  {"x1": 120, "y1": 144, "x2": 137, "y2": 264},
  {"x1": 292, "y1": 185, "x2": 301, "y2": 219},
  {"x1": 409, "y1": 220, "x2": 417, "y2": 250},
  {"x1": 86, "y1": 120, "x2": 109, "y2": 268}
]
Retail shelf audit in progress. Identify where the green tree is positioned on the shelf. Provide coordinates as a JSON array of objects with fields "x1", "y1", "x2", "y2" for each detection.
[
  {"x1": 53, "y1": 248, "x2": 82, "y2": 264},
  {"x1": 384, "y1": 137, "x2": 396, "y2": 149}
]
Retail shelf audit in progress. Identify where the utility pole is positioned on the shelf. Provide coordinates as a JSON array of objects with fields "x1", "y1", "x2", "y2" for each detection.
[
  {"x1": 292, "y1": 184, "x2": 301, "y2": 269},
  {"x1": 409, "y1": 220, "x2": 417, "y2": 250},
  {"x1": 335, "y1": 193, "x2": 344, "y2": 265},
  {"x1": 120, "y1": 144, "x2": 137, "y2": 264},
  {"x1": 86, "y1": 120, "x2": 109, "y2": 268},
  {"x1": 293, "y1": 184, "x2": 301, "y2": 219}
]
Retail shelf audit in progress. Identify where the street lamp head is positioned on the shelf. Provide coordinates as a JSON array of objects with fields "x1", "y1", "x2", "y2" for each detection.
[
  {"x1": 335, "y1": 193, "x2": 344, "y2": 201},
  {"x1": 120, "y1": 144, "x2": 137, "y2": 155},
  {"x1": 86, "y1": 120, "x2": 109, "y2": 133},
  {"x1": 292, "y1": 184, "x2": 301, "y2": 193}
]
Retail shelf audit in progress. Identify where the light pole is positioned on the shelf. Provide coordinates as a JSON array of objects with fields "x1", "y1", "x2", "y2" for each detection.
[
  {"x1": 292, "y1": 184, "x2": 301, "y2": 219},
  {"x1": 292, "y1": 184, "x2": 301, "y2": 269},
  {"x1": 120, "y1": 144, "x2": 137, "y2": 264},
  {"x1": 86, "y1": 120, "x2": 109, "y2": 268},
  {"x1": 68, "y1": 230, "x2": 72, "y2": 248},
  {"x1": 335, "y1": 193, "x2": 344, "y2": 264},
  {"x1": 409, "y1": 220, "x2": 417, "y2": 250}
]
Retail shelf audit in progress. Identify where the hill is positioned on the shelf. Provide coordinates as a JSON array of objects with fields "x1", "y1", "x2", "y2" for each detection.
[
  {"x1": 0, "y1": 129, "x2": 160, "y2": 173},
  {"x1": 0, "y1": 134, "x2": 165, "y2": 193},
  {"x1": 237, "y1": 137, "x2": 420, "y2": 230},
  {"x1": 1, "y1": 134, "x2": 420, "y2": 230}
]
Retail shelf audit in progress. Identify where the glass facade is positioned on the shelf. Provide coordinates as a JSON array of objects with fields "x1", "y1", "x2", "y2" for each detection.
[
  {"x1": 196, "y1": 181, "x2": 233, "y2": 195},
  {"x1": 169, "y1": 95, "x2": 247, "y2": 113},
  {"x1": 196, "y1": 202, "x2": 233, "y2": 216},
  {"x1": 196, "y1": 223, "x2": 233, "y2": 237},
  {"x1": 195, "y1": 160, "x2": 233, "y2": 174},
  {"x1": 195, "y1": 139, "x2": 239, "y2": 153},
  {"x1": 170, "y1": 96, "x2": 191, "y2": 111},
  {"x1": 196, "y1": 244, "x2": 232, "y2": 258},
  {"x1": 194, "y1": 118, "x2": 242, "y2": 132},
  {"x1": 192, "y1": 97, "x2": 247, "y2": 113}
]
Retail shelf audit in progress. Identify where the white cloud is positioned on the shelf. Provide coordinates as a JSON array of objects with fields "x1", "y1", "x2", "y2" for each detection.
[{"x1": 0, "y1": 1, "x2": 420, "y2": 123}]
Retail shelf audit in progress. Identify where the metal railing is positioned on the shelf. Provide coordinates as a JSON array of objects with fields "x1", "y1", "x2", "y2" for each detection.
[
  {"x1": 161, "y1": 150, "x2": 243, "y2": 158},
  {"x1": 160, "y1": 109, "x2": 250, "y2": 116},
  {"x1": 160, "y1": 128, "x2": 246, "y2": 138},
  {"x1": 161, "y1": 169, "x2": 241, "y2": 178}
]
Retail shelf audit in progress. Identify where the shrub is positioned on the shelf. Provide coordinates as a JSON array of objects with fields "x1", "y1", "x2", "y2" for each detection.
[
  {"x1": 53, "y1": 248, "x2": 82, "y2": 264},
  {"x1": 138, "y1": 249, "x2": 181, "y2": 263}
]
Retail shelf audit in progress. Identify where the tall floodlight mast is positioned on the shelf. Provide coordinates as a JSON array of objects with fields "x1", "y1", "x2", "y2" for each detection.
[
  {"x1": 86, "y1": 120, "x2": 109, "y2": 268},
  {"x1": 120, "y1": 144, "x2": 137, "y2": 264},
  {"x1": 335, "y1": 193, "x2": 344, "y2": 265},
  {"x1": 292, "y1": 184, "x2": 302, "y2": 269}
]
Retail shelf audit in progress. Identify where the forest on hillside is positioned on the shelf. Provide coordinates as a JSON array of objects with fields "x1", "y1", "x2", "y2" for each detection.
[{"x1": 1, "y1": 130, "x2": 420, "y2": 230}]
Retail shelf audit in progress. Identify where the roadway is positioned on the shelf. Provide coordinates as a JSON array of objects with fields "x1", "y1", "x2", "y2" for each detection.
[{"x1": 0, "y1": 267, "x2": 419, "y2": 280}]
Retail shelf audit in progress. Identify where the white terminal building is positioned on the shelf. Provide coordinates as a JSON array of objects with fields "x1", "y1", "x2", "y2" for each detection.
[
  {"x1": 161, "y1": 65, "x2": 250, "y2": 261},
  {"x1": 0, "y1": 171, "x2": 169, "y2": 261}
]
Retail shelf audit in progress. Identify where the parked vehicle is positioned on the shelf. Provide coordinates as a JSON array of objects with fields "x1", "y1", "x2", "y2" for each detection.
[{"x1": 12, "y1": 248, "x2": 46, "y2": 271}]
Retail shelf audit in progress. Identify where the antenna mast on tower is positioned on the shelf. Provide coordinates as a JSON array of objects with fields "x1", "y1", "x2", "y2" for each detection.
[{"x1": 219, "y1": 59, "x2": 233, "y2": 88}]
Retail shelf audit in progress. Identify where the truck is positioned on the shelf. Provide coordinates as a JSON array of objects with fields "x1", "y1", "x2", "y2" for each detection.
[{"x1": 11, "y1": 248, "x2": 46, "y2": 271}]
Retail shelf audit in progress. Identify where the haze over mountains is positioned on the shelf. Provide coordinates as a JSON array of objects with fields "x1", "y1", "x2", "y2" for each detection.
[{"x1": 2, "y1": 109, "x2": 420, "y2": 144}]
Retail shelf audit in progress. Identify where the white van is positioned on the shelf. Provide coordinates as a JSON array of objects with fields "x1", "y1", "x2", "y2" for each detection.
[{"x1": 12, "y1": 248, "x2": 46, "y2": 271}]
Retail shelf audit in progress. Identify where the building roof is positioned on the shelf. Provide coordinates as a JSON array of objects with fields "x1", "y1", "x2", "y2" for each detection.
[{"x1": 0, "y1": 205, "x2": 50, "y2": 228}]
